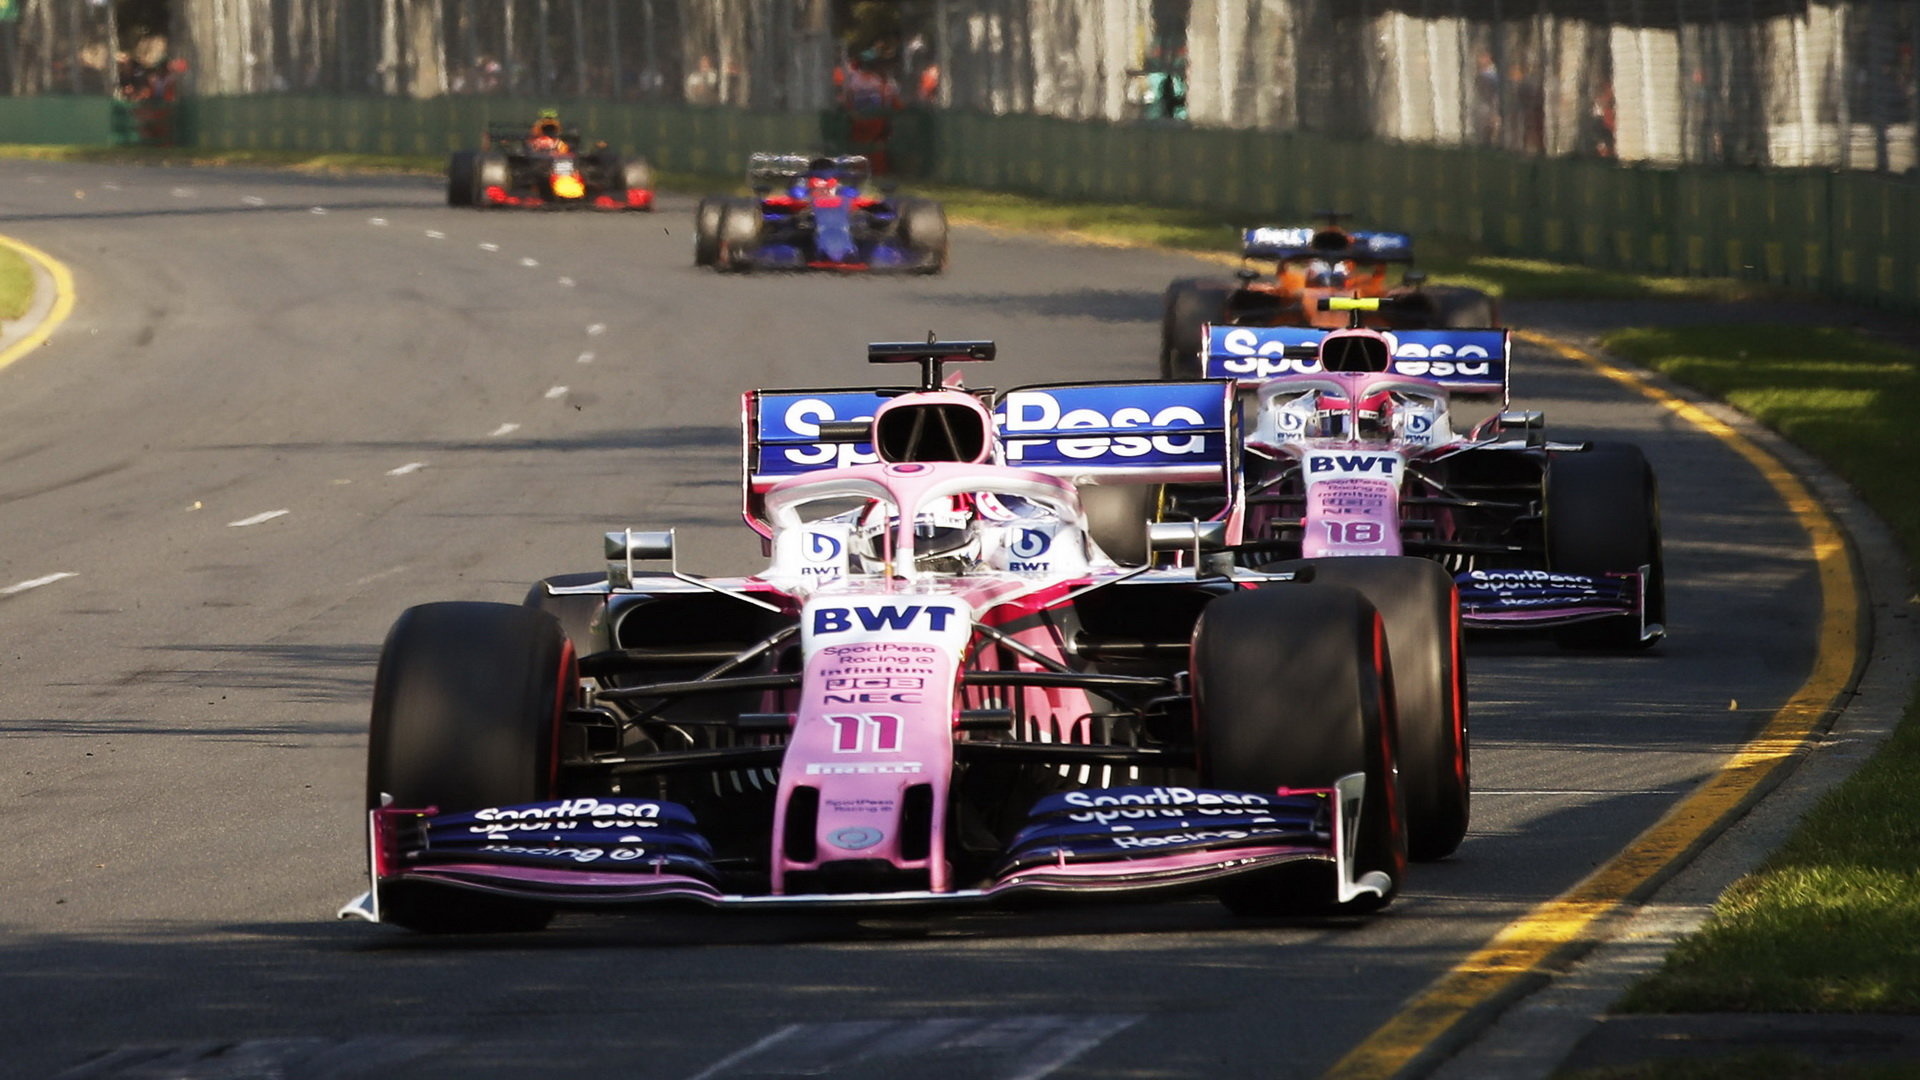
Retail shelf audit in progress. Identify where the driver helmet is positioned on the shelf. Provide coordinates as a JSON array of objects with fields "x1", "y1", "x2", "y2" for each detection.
[
  {"x1": 1312, "y1": 389, "x2": 1396, "y2": 441},
  {"x1": 856, "y1": 500, "x2": 982, "y2": 575},
  {"x1": 1305, "y1": 258, "x2": 1354, "y2": 288}
]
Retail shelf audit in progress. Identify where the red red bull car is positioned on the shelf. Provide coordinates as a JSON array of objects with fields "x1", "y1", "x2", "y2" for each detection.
[
  {"x1": 341, "y1": 340, "x2": 1469, "y2": 933},
  {"x1": 447, "y1": 117, "x2": 653, "y2": 211}
]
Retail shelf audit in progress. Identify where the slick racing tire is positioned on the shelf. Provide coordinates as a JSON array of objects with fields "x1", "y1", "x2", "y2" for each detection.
[
  {"x1": 694, "y1": 196, "x2": 726, "y2": 266},
  {"x1": 716, "y1": 198, "x2": 763, "y2": 273},
  {"x1": 621, "y1": 157, "x2": 655, "y2": 209},
  {"x1": 898, "y1": 198, "x2": 949, "y2": 273},
  {"x1": 366, "y1": 602, "x2": 574, "y2": 933},
  {"x1": 1161, "y1": 278, "x2": 1233, "y2": 380},
  {"x1": 1078, "y1": 483, "x2": 1155, "y2": 568},
  {"x1": 1546, "y1": 441, "x2": 1666, "y2": 650},
  {"x1": 523, "y1": 573, "x2": 614, "y2": 657},
  {"x1": 474, "y1": 152, "x2": 511, "y2": 203},
  {"x1": 446, "y1": 150, "x2": 478, "y2": 207},
  {"x1": 1424, "y1": 285, "x2": 1498, "y2": 328},
  {"x1": 1194, "y1": 584, "x2": 1405, "y2": 915},
  {"x1": 1261, "y1": 557, "x2": 1469, "y2": 861}
]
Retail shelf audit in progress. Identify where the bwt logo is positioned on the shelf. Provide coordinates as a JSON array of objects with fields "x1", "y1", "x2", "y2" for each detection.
[
  {"x1": 1011, "y1": 528, "x2": 1053, "y2": 560},
  {"x1": 1000, "y1": 392, "x2": 1208, "y2": 460},
  {"x1": 805, "y1": 531, "x2": 844, "y2": 561},
  {"x1": 813, "y1": 603, "x2": 962, "y2": 635},
  {"x1": 779, "y1": 398, "x2": 877, "y2": 467},
  {"x1": 1308, "y1": 453, "x2": 1399, "y2": 476}
]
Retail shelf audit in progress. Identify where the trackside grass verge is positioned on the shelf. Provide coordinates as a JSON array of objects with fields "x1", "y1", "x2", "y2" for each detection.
[
  {"x1": 0, "y1": 242, "x2": 32, "y2": 321},
  {"x1": 0, "y1": 144, "x2": 1779, "y2": 304},
  {"x1": 1559, "y1": 1053, "x2": 1920, "y2": 1080},
  {"x1": 1543, "y1": 325, "x2": 1920, "y2": 1076}
]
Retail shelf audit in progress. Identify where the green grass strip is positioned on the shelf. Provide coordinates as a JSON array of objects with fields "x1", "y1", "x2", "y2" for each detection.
[
  {"x1": 0, "y1": 241, "x2": 32, "y2": 321},
  {"x1": 1599, "y1": 325, "x2": 1920, "y2": 1016},
  {"x1": 1557, "y1": 1052, "x2": 1920, "y2": 1079}
]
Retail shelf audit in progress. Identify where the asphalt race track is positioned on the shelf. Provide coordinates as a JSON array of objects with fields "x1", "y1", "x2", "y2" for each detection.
[{"x1": 0, "y1": 162, "x2": 1821, "y2": 1080}]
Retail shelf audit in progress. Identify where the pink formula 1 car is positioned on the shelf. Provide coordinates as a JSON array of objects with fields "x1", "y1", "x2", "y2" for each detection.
[
  {"x1": 341, "y1": 341, "x2": 1468, "y2": 933},
  {"x1": 1174, "y1": 298, "x2": 1664, "y2": 652}
]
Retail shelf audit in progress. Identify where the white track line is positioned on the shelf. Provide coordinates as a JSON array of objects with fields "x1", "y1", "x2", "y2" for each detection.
[
  {"x1": 544, "y1": 386, "x2": 569, "y2": 399},
  {"x1": 425, "y1": 230, "x2": 446, "y2": 240},
  {"x1": 489, "y1": 423, "x2": 521, "y2": 437},
  {"x1": 227, "y1": 509, "x2": 290, "y2": 528},
  {"x1": 576, "y1": 351, "x2": 595, "y2": 364},
  {"x1": 479, "y1": 242, "x2": 500, "y2": 252},
  {"x1": 558, "y1": 277, "x2": 576, "y2": 287},
  {"x1": 369, "y1": 217, "x2": 388, "y2": 226},
  {"x1": 241, "y1": 195, "x2": 266, "y2": 206},
  {"x1": 519, "y1": 257, "x2": 539, "y2": 267},
  {"x1": 386, "y1": 462, "x2": 427, "y2": 476},
  {"x1": 309, "y1": 207, "x2": 328, "y2": 215},
  {"x1": 3, "y1": 572, "x2": 77, "y2": 596},
  {"x1": 586, "y1": 323, "x2": 606, "y2": 336}
]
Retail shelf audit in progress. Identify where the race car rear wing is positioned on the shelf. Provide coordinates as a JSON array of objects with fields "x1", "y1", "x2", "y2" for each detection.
[
  {"x1": 747, "y1": 152, "x2": 873, "y2": 189},
  {"x1": 742, "y1": 379, "x2": 1239, "y2": 537},
  {"x1": 1243, "y1": 226, "x2": 1414, "y2": 262},
  {"x1": 1202, "y1": 325, "x2": 1510, "y2": 400}
]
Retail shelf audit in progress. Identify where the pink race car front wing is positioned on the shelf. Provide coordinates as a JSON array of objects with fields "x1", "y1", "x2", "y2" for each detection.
[
  {"x1": 340, "y1": 781, "x2": 1386, "y2": 920},
  {"x1": 1454, "y1": 567, "x2": 1650, "y2": 631}
]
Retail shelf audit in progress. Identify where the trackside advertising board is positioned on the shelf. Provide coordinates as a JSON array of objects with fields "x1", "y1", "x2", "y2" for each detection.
[{"x1": 1203, "y1": 325, "x2": 1509, "y2": 394}]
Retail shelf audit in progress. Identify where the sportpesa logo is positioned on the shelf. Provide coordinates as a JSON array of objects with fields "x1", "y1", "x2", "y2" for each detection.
[{"x1": 999, "y1": 391, "x2": 1211, "y2": 462}]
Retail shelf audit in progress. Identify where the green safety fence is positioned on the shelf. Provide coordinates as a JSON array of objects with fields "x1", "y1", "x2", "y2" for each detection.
[
  {"x1": 925, "y1": 109, "x2": 1920, "y2": 313},
  {"x1": 11, "y1": 92, "x2": 1917, "y2": 313}
]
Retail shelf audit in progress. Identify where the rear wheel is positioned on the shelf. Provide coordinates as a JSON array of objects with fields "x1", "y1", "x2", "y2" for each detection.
[
  {"x1": 1261, "y1": 557, "x2": 1468, "y2": 861},
  {"x1": 1423, "y1": 285, "x2": 1498, "y2": 328},
  {"x1": 898, "y1": 198, "x2": 949, "y2": 273},
  {"x1": 446, "y1": 151, "x2": 477, "y2": 207},
  {"x1": 1194, "y1": 584, "x2": 1405, "y2": 915},
  {"x1": 716, "y1": 199, "x2": 763, "y2": 273},
  {"x1": 1547, "y1": 442, "x2": 1665, "y2": 649},
  {"x1": 1079, "y1": 484, "x2": 1154, "y2": 567},
  {"x1": 366, "y1": 602, "x2": 573, "y2": 933},
  {"x1": 1161, "y1": 278, "x2": 1233, "y2": 379}
]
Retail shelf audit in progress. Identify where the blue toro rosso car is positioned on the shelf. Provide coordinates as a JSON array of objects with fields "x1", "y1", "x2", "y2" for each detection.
[{"x1": 694, "y1": 154, "x2": 948, "y2": 274}]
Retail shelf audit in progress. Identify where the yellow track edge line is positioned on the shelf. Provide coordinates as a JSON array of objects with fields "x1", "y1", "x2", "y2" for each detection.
[
  {"x1": 1322, "y1": 328, "x2": 1866, "y2": 1080},
  {"x1": 0, "y1": 233, "x2": 75, "y2": 374}
]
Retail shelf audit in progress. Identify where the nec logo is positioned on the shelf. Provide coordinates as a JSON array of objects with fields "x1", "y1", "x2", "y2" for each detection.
[
  {"x1": 999, "y1": 392, "x2": 1207, "y2": 461},
  {"x1": 1308, "y1": 453, "x2": 1399, "y2": 476},
  {"x1": 813, "y1": 603, "x2": 961, "y2": 635}
]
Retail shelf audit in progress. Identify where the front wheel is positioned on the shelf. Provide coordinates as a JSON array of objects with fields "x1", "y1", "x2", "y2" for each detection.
[
  {"x1": 898, "y1": 198, "x2": 949, "y2": 273},
  {"x1": 446, "y1": 151, "x2": 477, "y2": 207},
  {"x1": 366, "y1": 602, "x2": 574, "y2": 932},
  {"x1": 1261, "y1": 557, "x2": 1468, "y2": 861},
  {"x1": 1547, "y1": 441, "x2": 1665, "y2": 649},
  {"x1": 1194, "y1": 584, "x2": 1405, "y2": 915},
  {"x1": 715, "y1": 199, "x2": 763, "y2": 273}
]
